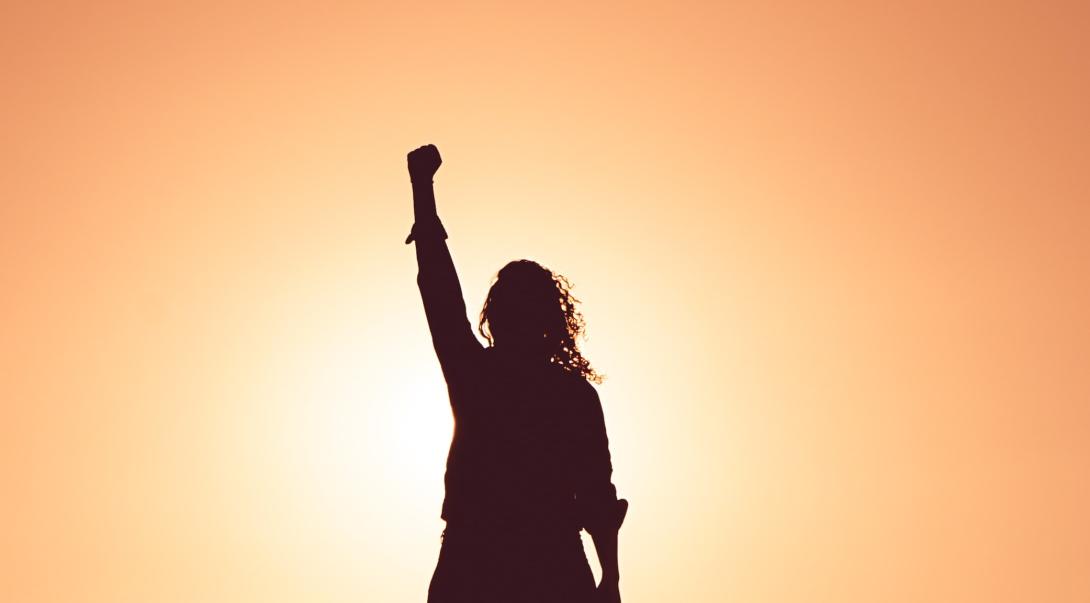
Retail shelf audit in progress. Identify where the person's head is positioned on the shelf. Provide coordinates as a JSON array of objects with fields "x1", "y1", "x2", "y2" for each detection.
[{"x1": 479, "y1": 259, "x2": 602, "y2": 383}]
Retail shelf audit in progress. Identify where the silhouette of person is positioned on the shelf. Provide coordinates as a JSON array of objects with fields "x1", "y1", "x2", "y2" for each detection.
[{"x1": 405, "y1": 144, "x2": 628, "y2": 603}]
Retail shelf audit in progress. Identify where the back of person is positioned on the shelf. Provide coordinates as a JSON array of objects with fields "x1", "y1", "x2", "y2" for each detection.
[
  {"x1": 430, "y1": 352, "x2": 607, "y2": 603},
  {"x1": 441, "y1": 349, "x2": 594, "y2": 530},
  {"x1": 404, "y1": 143, "x2": 627, "y2": 603}
]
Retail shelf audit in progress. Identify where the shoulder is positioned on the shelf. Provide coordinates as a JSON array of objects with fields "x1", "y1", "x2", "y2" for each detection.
[
  {"x1": 575, "y1": 375, "x2": 600, "y2": 401},
  {"x1": 553, "y1": 369, "x2": 600, "y2": 411},
  {"x1": 548, "y1": 363, "x2": 589, "y2": 389}
]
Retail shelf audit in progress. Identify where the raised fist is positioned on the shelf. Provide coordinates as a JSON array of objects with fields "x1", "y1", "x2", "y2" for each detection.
[{"x1": 407, "y1": 144, "x2": 442, "y2": 182}]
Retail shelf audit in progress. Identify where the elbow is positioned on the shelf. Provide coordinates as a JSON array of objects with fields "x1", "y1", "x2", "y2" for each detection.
[{"x1": 417, "y1": 268, "x2": 434, "y2": 290}]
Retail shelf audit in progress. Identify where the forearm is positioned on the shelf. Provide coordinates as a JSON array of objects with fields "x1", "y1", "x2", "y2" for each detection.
[
  {"x1": 410, "y1": 178, "x2": 456, "y2": 294},
  {"x1": 410, "y1": 180, "x2": 466, "y2": 330},
  {"x1": 590, "y1": 528, "x2": 620, "y2": 584}
]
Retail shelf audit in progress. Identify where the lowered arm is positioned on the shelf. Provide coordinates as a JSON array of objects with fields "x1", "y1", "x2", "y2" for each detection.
[{"x1": 577, "y1": 383, "x2": 628, "y2": 601}]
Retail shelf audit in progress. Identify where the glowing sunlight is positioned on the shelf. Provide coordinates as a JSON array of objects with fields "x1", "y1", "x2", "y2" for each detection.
[{"x1": 3, "y1": 2, "x2": 1088, "y2": 602}]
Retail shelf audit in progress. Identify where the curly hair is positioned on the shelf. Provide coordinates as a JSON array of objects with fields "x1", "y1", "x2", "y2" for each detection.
[{"x1": 478, "y1": 260, "x2": 603, "y2": 384}]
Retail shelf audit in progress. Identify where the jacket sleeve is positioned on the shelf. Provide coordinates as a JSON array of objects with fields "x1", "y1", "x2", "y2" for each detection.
[
  {"x1": 409, "y1": 218, "x2": 483, "y2": 385},
  {"x1": 574, "y1": 382, "x2": 622, "y2": 534}
]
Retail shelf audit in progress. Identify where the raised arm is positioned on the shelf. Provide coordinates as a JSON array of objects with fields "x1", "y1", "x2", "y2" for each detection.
[
  {"x1": 576, "y1": 383, "x2": 628, "y2": 602},
  {"x1": 404, "y1": 145, "x2": 483, "y2": 382}
]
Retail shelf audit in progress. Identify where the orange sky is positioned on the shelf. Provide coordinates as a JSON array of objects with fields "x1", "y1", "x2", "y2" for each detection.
[{"x1": 2, "y1": 2, "x2": 1089, "y2": 602}]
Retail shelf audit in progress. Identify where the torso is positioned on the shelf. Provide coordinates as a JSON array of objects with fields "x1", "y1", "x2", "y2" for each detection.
[{"x1": 441, "y1": 347, "x2": 590, "y2": 530}]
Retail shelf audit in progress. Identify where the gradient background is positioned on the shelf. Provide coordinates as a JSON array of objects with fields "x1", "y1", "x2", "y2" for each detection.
[{"x1": 3, "y1": 2, "x2": 1089, "y2": 602}]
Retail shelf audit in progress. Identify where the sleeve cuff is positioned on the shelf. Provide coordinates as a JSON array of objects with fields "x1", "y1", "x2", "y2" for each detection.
[
  {"x1": 582, "y1": 498, "x2": 628, "y2": 534},
  {"x1": 404, "y1": 218, "x2": 448, "y2": 245}
]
